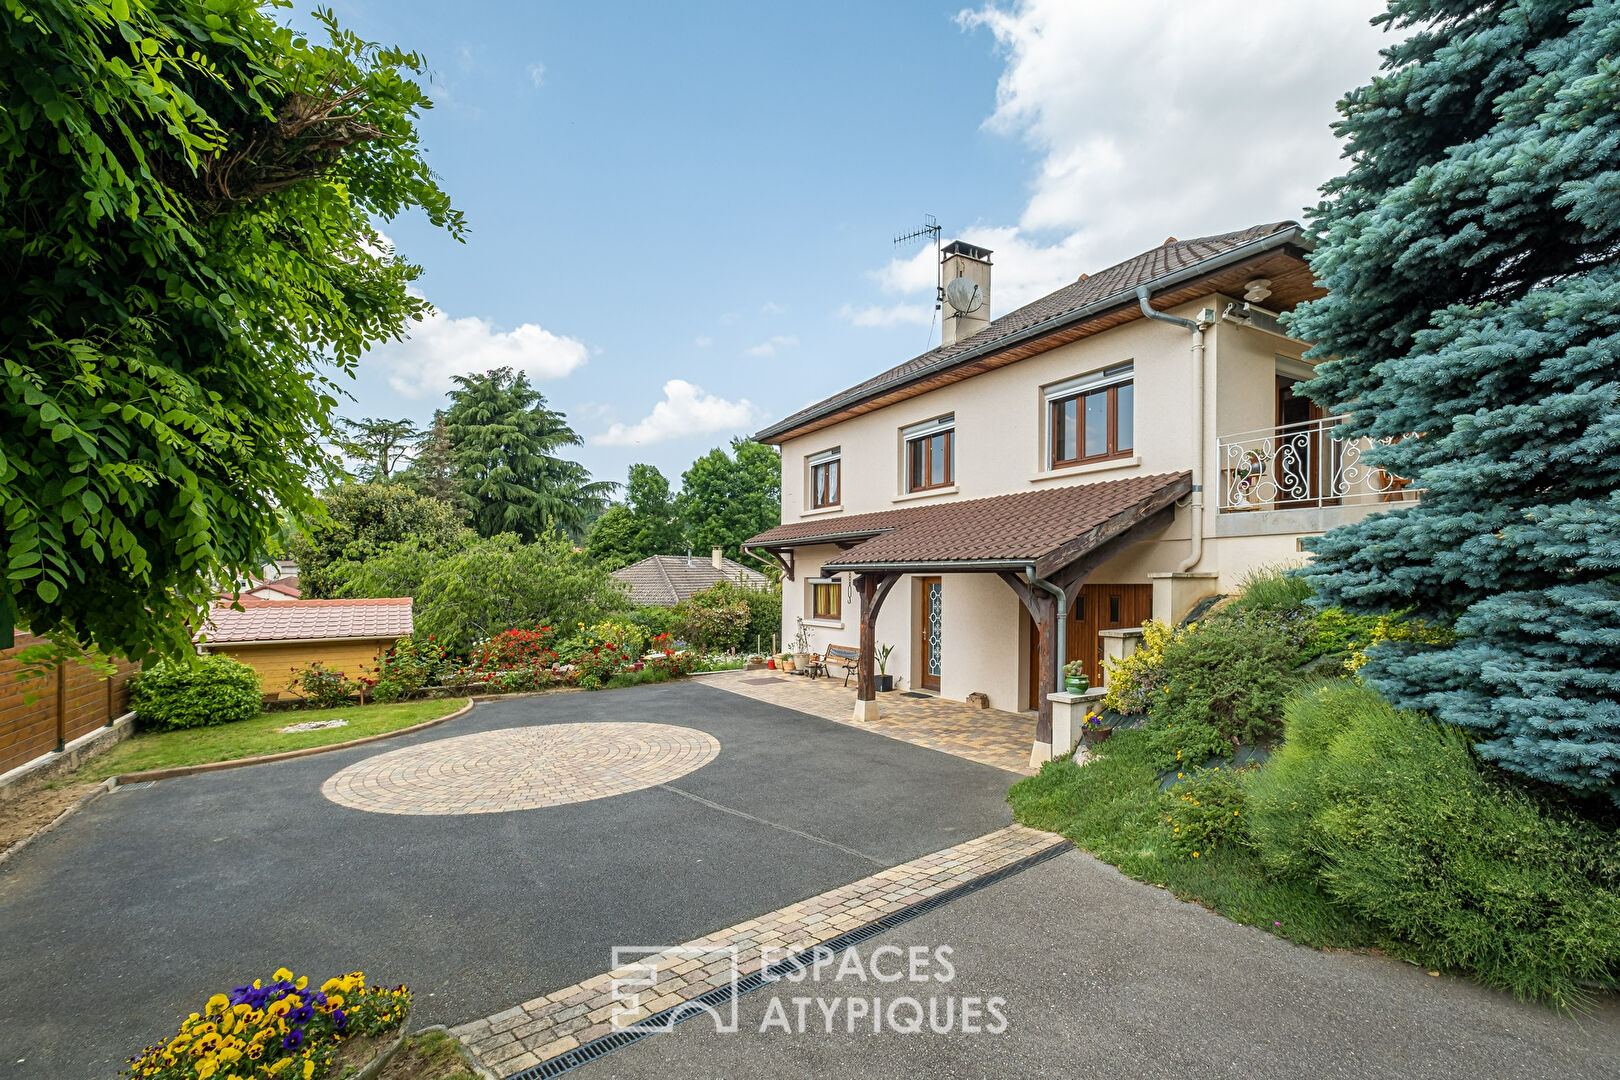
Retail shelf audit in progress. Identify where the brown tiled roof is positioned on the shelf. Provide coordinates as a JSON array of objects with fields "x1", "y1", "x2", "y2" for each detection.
[
  {"x1": 610, "y1": 555, "x2": 769, "y2": 607},
  {"x1": 756, "y1": 222, "x2": 1301, "y2": 442},
  {"x1": 247, "y1": 576, "x2": 301, "y2": 598},
  {"x1": 200, "y1": 598, "x2": 413, "y2": 644},
  {"x1": 745, "y1": 472, "x2": 1190, "y2": 575}
]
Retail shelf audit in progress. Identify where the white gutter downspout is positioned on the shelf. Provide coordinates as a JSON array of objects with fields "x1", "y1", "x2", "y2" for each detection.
[{"x1": 1136, "y1": 285, "x2": 1210, "y2": 573}]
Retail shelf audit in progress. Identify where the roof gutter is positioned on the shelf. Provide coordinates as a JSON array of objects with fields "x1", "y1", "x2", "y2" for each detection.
[
  {"x1": 743, "y1": 527, "x2": 894, "y2": 552},
  {"x1": 754, "y1": 224, "x2": 1305, "y2": 443},
  {"x1": 818, "y1": 557, "x2": 1037, "y2": 574}
]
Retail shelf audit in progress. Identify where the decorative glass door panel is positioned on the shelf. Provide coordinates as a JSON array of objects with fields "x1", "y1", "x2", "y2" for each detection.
[{"x1": 920, "y1": 577, "x2": 942, "y2": 691}]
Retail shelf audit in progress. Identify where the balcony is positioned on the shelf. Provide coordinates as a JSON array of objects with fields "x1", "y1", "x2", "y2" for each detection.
[{"x1": 1215, "y1": 416, "x2": 1419, "y2": 534}]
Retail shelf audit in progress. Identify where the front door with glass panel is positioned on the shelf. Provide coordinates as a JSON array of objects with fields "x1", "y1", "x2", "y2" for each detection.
[{"x1": 919, "y1": 577, "x2": 942, "y2": 691}]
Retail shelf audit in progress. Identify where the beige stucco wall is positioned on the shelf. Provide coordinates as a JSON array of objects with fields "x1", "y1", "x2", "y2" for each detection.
[{"x1": 770, "y1": 297, "x2": 1397, "y2": 708}]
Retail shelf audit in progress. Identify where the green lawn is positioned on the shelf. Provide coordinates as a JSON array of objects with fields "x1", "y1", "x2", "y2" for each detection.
[
  {"x1": 1009, "y1": 728, "x2": 1377, "y2": 951},
  {"x1": 85, "y1": 698, "x2": 470, "y2": 780}
]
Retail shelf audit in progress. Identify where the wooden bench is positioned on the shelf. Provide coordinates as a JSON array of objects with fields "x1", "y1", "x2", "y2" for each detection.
[{"x1": 822, "y1": 644, "x2": 860, "y2": 687}]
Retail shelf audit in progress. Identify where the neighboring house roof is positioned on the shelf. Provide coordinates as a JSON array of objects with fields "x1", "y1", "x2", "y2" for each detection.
[
  {"x1": 755, "y1": 222, "x2": 1317, "y2": 443},
  {"x1": 199, "y1": 598, "x2": 413, "y2": 645},
  {"x1": 246, "y1": 576, "x2": 301, "y2": 599},
  {"x1": 611, "y1": 555, "x2": 769, "y2": 607},
  {"x1": 745, "y1": 472, "x2": 1191, "y2": 578}
]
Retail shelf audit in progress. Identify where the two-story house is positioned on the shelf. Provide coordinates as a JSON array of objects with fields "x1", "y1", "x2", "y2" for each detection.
[{"x1": 742, "y1": 221, "x2": 1416, "y2": 763}]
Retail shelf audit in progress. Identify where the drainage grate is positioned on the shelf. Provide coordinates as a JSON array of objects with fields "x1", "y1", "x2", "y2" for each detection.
[
  {"x1": 900, "y1": 691, "x2": 932, "y2": 699},
  {"x1": 505, "y1": 840, "x2": 1071, "y2": 1079}
]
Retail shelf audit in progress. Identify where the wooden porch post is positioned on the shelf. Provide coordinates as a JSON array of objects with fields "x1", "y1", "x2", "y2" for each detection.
[
  {"x1": 854, "y1": 572, "x2": 899, "y2": 722},
  {"x1": 998, "y1": 572, "x2": 1058, "y2": 764}
]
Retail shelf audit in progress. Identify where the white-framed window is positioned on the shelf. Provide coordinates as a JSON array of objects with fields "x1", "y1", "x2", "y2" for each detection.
[
  {"x1": 902, "y1": 414, "x2": 955, "y2": 492},
  {"x1": 808, "y1": 577, "x2": 842, "y2": 621},
  {"x1": 1044, "y1": 363, "x2": 1133, "y2": 468},
  {"x1": 808, "y1": 447, "x2": 841, "y2": 509}
]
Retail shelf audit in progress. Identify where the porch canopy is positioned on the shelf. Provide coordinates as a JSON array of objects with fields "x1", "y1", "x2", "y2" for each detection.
[{"x1": 744, "y1": 471, "x2": 1192, "y2": 757}]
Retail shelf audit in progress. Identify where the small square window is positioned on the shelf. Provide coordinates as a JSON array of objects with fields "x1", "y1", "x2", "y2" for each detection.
[
  {"x1": 1049, "y1": 375, "x2": 1133, "y2": 469},
  {"x1": 811, "y1": 579, "x2": 841, "y2": 621}
]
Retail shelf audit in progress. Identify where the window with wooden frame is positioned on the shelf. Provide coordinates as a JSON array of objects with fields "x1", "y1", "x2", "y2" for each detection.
[
  {"x1": 903, "y1": 415, "x2": 955, "y2": 492},
  {"x1": 1046, "y1": 363, "x2": 1133, "y2": 468},
  {"x1": 810, "y1": 578, "x2": 842, "y2": 621},
  {"x1": 808, "y1": 448, "x2": 841, "y2": 509}
]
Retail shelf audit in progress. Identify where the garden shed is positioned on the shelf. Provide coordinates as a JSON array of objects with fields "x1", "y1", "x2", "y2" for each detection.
[{"x1": 196, "y1": 598, "x2": 413, "y2": 697}]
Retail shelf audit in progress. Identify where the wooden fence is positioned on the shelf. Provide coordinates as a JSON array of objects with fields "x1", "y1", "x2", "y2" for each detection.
[{"x1": 0, "y1": 632, "x2": 141, "y2": 776}]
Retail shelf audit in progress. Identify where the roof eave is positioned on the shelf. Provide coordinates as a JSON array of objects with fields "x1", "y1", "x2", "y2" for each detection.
[{"x1": 753, "y1": 224, "x2": 1308, "y2": 444}]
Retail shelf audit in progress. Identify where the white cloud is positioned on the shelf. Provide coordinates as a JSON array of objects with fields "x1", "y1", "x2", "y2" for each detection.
[
  {"x1": 857, "y1": 1, "x2": 1389, "y2": 318},
  {"x1": 366, "y1": 301, "x2": 590, "y2": 399},
  {"x1": 761, "y1": 300, "x2": 786, "y2": 315},
  {"x1": 526, "y1": 61, "x2": 546, "y2": 88},
  {"x1": 694, "y1": 335, "x2": 713, "y2": 347},
  {"x1": 745, "y1": 335, "x2": 798, "y2": 358},
  {"x1": 591, "y1": 380, "x2": 757, "y2": 446},
  {"x1": 839, "y1": 302, "x2": 935, "y2": 328}
]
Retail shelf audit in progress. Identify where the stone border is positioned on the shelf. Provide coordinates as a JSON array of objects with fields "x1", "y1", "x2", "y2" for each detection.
[
  {"x1": 110, "y1": 699, "x2": 475, "y2": 786},
  {"x1": 0, "y1": 777, "x2": 116, "y2": 867},
  {"x1": 450, "y1": 824, "x2": 1068, "y2": 1077},
  {"x1": 0, "y1": 712, "x2": 135, "y2": 801}
]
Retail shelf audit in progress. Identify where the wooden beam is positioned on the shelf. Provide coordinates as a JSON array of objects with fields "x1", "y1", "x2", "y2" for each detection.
[
  {"x1": 997, "y1": 571, "x2": 1056, "y2": 747},
  {"x1": 1046, "y1": 504, "x2": 1178, "y2": 605},
  {"x1": 750, "y1": 546, "x2": 795, "y2": 582},
  {"x1": 855, "y1": 572, "x2": 900, "y2": 703},
  {"x1": 1033, "y1": 480, "x2": 1189, "y2": 579}
]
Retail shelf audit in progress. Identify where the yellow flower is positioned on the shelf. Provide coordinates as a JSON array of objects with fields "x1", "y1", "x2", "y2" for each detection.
[
  {"x1": 295, "y1": 975, "x2": 309, "y2": 991},
  {"x1": 207, "y1": 993, "x2": 231, "y2": 1016},
  {"x1": 304, "y1": 1061, "x2": 316, "y2": 1080},
  {"x1": 273, "y1": 968, "x2": 295, "y2": 983},
  {"x1": 1192, "y1": 851, "x2": 1200, "y2": 858}
]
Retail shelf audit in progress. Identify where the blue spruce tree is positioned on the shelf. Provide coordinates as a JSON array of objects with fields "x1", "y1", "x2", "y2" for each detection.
[{"x1": 1290, "y1": 0, "x2": 1620, "y2": 803}]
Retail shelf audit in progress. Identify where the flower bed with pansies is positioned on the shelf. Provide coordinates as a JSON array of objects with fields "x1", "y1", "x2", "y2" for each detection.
[{"x1": 126, "y1": 968, "x2": 409, "y2": 1080}]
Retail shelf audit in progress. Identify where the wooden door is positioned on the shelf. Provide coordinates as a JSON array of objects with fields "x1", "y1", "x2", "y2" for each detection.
[
  {"x1": 1029, "y1": 583, "x2": 1152, "y2": 706},
  {"x1": 918, "y1": 577, "x2": 942, "y2": 691}
]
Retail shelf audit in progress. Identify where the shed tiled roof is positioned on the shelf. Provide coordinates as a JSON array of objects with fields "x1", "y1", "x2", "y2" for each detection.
[
  {"x1": 246, "y1": 576, "x2": 301, "y2": 599},
  {"x1": 745, "y1": 472, "x2": 1191, "y2": 572},
  {"x1": 200, "y1": 597, "x2": 413, "y2": 644},
  {"x1": 610, "y1": 555, "x2": 769, "y2": 607},
  {"x1": 756, "y1": 222, "x2": 1301, "y2": 442}
]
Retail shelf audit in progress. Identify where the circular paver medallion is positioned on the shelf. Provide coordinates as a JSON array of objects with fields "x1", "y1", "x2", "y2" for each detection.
[{"x1": 320, "y1": 722, "x2": 721, "y2": 816}]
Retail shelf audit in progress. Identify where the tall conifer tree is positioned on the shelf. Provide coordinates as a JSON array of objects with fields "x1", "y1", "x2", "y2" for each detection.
[{"x1": 1292, "y1": 0, "x2": 1620, "y2": 802}]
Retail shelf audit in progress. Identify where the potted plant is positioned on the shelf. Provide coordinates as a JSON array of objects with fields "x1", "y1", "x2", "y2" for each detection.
[
  {"x1": 779, "y1": 652, "x2": 795, "y2": 673},
  {"x1": 1081, "y1": 711, "x2": 1113, "y2": 747},
  {"x1": 1063, "y1": 659, "x2": 1090, "y2": 695},
  {"x1": 745, "y1": 653, "x2": 766, "y2": 671},
  {"x1": 790, "y1": 619, "x2": 814, "y2": 673},
  {"x1": 875, "y1": 643, "x2": 895, "y2": 692}
]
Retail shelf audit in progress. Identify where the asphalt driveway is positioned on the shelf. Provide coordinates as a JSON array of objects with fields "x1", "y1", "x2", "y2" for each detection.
[
  {"x1": 581, "y1": 850, "x2": 1620, "y2": 1080},
  {"x1": 0, "y1": 680, "x2": 1018, "y2": 1079}
]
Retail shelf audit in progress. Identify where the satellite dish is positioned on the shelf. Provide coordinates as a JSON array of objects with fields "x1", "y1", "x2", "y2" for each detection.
[{"x1": 944, "y1": 276, "x2": 984, "y2": 314}]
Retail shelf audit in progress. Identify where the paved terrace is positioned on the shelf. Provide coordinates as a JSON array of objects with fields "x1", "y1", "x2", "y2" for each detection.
[{"x1": 699, "y1": 669, "x2": 1036, "y2": 775}]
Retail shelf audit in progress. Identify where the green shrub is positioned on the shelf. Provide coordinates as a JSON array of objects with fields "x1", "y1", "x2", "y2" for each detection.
[
  {"x1": 1145, "y1": 716, "x2": 1233, "y2": 771},
  {"x1": 675, "y1": 599, "x2": 750, "y2": 652},
  {"x1": 1230, "y1": 565, "x2": 1313, "y2": 612},
  {"x1": 1245, "y1": 681, "x2": 1620, "y2": 1006},
  {"x1": 1163, "y1": 766, "x2": 1250, "y2": 859},
  {"x1": 627, "y1": 604, "x2": 677, "y2": 639},
  {"x1": 1101, "y1": 618, "x2": 1185, "y2": 715},
  {"x1": 129, "y1": 656, "x2": 261, "y2": 731},
  {"x1": 373, "y1": 636, "x2": 451, "y2": 702},
  {"x1": 289, "y1": 661, "x2": 361, "y2": 709},
  {"x1": 1147, "y1": 609, "x2": 1311, "y2": 744}
]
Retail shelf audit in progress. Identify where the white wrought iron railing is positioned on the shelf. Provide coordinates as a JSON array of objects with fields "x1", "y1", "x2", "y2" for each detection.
[{"x1": 1217, "y1": 416, "x2": 1421, "y2": 512}]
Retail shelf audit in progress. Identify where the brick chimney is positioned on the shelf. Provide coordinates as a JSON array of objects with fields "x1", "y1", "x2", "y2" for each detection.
[{"x1": 939, "y1": 240, "x2": 992, "y2": 347}]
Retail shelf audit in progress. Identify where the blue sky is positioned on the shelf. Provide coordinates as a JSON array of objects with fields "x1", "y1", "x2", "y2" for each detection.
[{"x1": 291, "y1": 1, "x2": 1390, "y2": 490}]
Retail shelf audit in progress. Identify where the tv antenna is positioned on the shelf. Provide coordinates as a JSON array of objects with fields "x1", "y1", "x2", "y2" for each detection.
[
  {"x1": 893, "y1": 214, "x2": 944, "y2": 313},
  {"x1": 900, "y1": 210, "x2": 946, "y2": 346}
]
